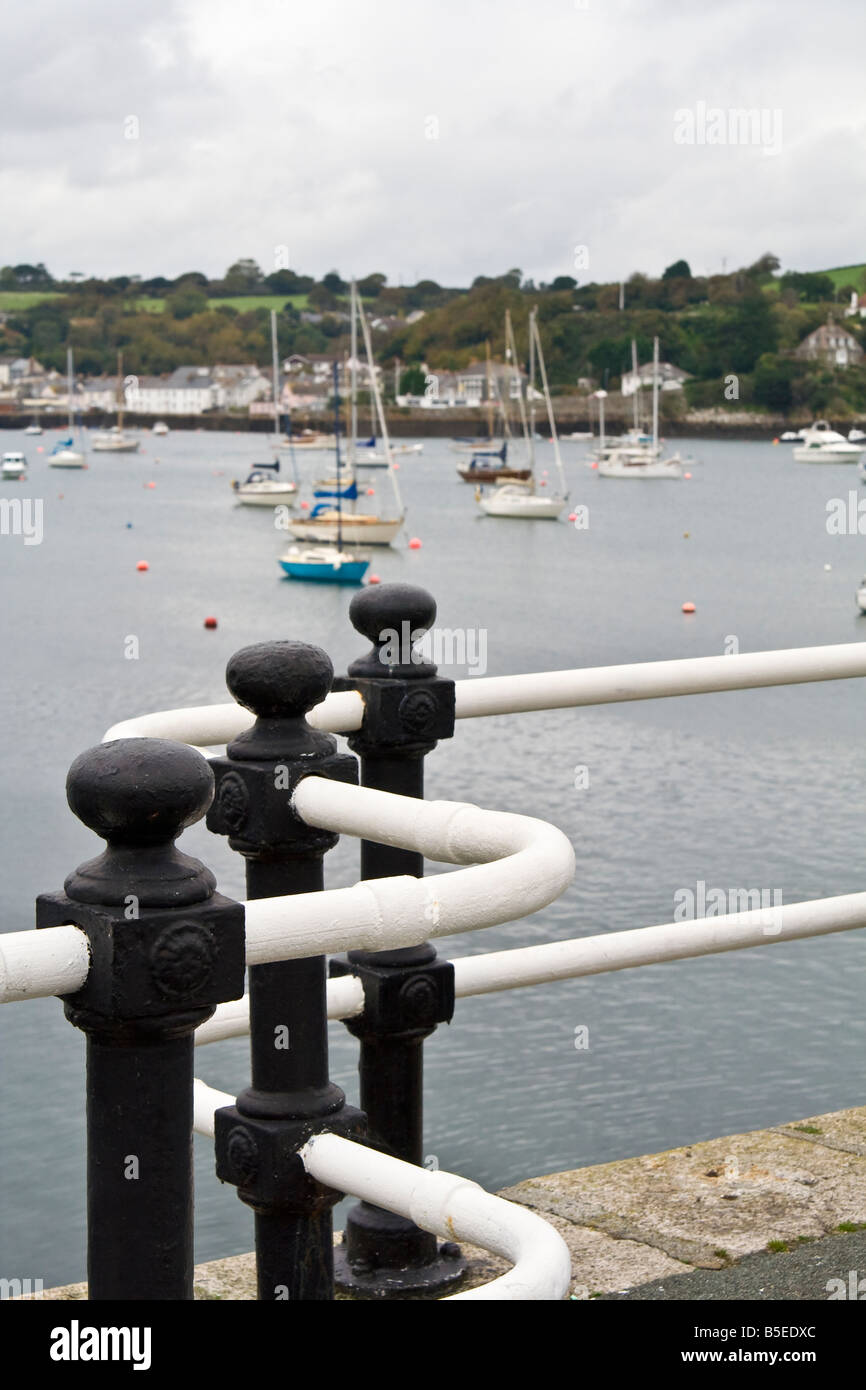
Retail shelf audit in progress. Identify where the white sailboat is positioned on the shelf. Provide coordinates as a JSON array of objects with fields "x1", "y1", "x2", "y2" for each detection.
[
  {"x1": 287, "y1": 282, "x2": 404, "y2": 546},
  {"x1": 49, "y1": 348, "x2": 86, "y2": 468},
  {"x1": 597, "y1": 337, "x2": 682, "y2": 478},
  {"x1": 233, "y1": 310, "x2": 298, "y2": 507},
  {"x1": 92, "y1": 353, "x2": 140, "y2": 452},
  {"x1": 477, "y1": 308, "x2": 568, "y2": 519}
]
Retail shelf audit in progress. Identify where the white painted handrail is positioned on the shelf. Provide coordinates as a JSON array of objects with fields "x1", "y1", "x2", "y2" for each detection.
[
  {"x1": 103, "y1": 688, "x2": 364, "y2": 745},
  {"x1": 1, "y1": 779, "x2": 574, "y2": 1002},
  {"x1": 191, "y1": 1082, "x2": 570, "y2": 1302},
  {"x1": 102, "y1": 641, "x2": 866, "y2": 747},
  {"x1": 194, "y1": 974, "x2": 364, "y2": 1046},
  {"x1": 241, "y1": 777, "x2": 575, "y2": 963},
  {"x1": 0, "y1": 924, "x2": 90, "y2": 1003},
  {"x1": 448, "y1": 890, "x2": 866, "y2": 995},
  {"x1": 452, "y1": 641, "x2": 866, "y2": 718},
  {"x1": 299, "y1": 1134, "x2": 571, "y2": 1301},
  {"x1": 193, "y1": 887, "x2": 866, "y2": 1044}
]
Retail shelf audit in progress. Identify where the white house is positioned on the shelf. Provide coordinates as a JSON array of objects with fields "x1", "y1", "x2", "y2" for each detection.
[{"x1": 622, "y1": 360, "x2": 690, "y2": 394}]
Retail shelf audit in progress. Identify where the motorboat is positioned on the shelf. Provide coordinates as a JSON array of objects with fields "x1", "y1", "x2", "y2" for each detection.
[
  {"x1": 848, "y1": 428, "x2": 866, "y2": 442},
  {"x1": 857, "y1": 577, "x2": 866, "y2": 614},
  {"x1": 793, "y1": 421, "x2": 863, "y2": 463},
  {"x1": 152, "y1": 421, "x2": 170, "y2": 436},
  {"x1": 23, "y1": 423, "x2": 42, "y2": 436},
  {"x1": 2, "y1": 451, "x2": 27, "y2": 479}
]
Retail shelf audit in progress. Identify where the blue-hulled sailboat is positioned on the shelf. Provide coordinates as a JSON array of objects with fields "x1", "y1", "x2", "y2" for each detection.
[{"x1": 279, "y1": 362, "x2": 369, "y2": 584}]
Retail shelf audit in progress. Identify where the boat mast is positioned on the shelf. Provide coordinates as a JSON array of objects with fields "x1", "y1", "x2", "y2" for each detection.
[
  {"x1": 527, "y1": 311, "x2": 536, "y2": 470},
  {"x1": 333, "y1": 360, "x2": 343, "y2": 552},
  {"x1": 505, "y1": 310, "x2": 532, "y2": 470},
  {"x1": 270, "y1": 309, "x2": 281, "y2": 461},
  {"x1": 631, "y1": 338, "x2": 639, "y2": 432},
  {"x1": 652, "y1": 335, "x2": 659, "y2": 452},
  {"x1": 349, "y1": 281, "x2": 358, "y2": 469},
  {"x1": 485, "y1": 340, "x2": 494, "y2": 439},
  {"x1": 531, "y1": 308, "x2": 566, "y2": 498},
  {"x1": 356, "y1": 292, "x2": 403, "y2": 516},
  {"x1": 67, "y1": 346, "x2": 74, "y2": 433},
  {"x1": 117, "y1": 351, "x2": 124, "y2": 432}
]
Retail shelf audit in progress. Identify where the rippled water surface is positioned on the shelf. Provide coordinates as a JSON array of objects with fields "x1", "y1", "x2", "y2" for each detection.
[{"x1": 2, "y1": 427, "x2": 866, "y2": 1286}]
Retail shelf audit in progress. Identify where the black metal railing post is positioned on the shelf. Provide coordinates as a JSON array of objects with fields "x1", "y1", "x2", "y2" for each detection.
[
  {"x1": 36, "y1": 738, "x2": 246, "y2": 1300},
  {"x1": 330, "y1": 582, "x2": 465, "y2": 1297},
  {"x1": 207, "y1": 641, "x2": 365, "y2": 1301}
]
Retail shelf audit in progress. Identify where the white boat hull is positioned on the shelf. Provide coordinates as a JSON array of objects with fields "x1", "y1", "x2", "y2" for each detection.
[
  {"x1": 49, "y1": 451, "x2": 86, "y2": 468},
  {"x1": 793, "y1": 444, "x2": 863, "y2": 463},
  {"x1": 858, "y1": 587, "x2": 866, "y2": 614},
  {"x1": 92, "y1": 439, "x2": 140, "y2": 453},
  {"x1": 279, "y1": 436, "x2": 337, "y2": 451},
  {"x1": 2, "y1": 466, "x2": 27, "y2": 480},
  {"x1": 287, "y1": 514, "x2": 403, "y2": 545},
  {"x1": 478, "y1": 487, "x2": 566, "y2": 519},
  {"x1": 597, "y1": 454, "x2": 683, "y2": 478},
  {"x1": 236, "y1": 486, "x2": 297, "y2": 506}
]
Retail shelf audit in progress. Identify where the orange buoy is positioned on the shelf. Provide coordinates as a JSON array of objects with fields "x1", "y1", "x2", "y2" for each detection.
[
  {"x1": 300, "y1": 500, "x2": 309, "y2": 509},
  {"x1": 366, "y1": 487, "x2": 375, "y2": 496},
  {"x1": 682, "y1": 601, "x2": 695, "y2": 613},
  {"x1": 772, "y1": 438, "x2": 779, "y2": 445},
  {"x1": 590, "y1": 461, "x2": 598, "y2": 469},
  {"x1": 37, "y1": 446, "x2": 43, "y2": 453},
  {"x1": 204, "y1": 616, "x2": 218, "y2": 629},
  {"x1": 568, "y1": 512, "x2": 577, "y2": 522},
  {"x1": 136, "y1": 560, "x2": 149, "y2": 571},
  {"x1": 408, "y1": 537, "x2": 422, "y2": 550},
  {"x1": 393, "y1": 462, "x2": 401, "y2": 470},
  {"x1": 684, "y1": 471, "x2": 692, "y2": 479},
  {"x1": 368, "y1": 573, "x2": 381, "y2": 584}
]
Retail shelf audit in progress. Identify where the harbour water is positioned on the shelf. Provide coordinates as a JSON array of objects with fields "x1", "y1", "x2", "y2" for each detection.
[{"x1": 2, "y1": 427, "x2": 866, "y2": 1287}]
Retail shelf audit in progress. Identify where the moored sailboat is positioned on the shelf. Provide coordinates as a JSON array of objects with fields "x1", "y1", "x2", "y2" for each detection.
[
  {"x1": 91, "y1": 353, "x2": 140, "y2": 452},
  {"x1": 233, "y1": 310, "x2": 298, "y2": 506},
  {"x1": 476, "y1": 309, "x2": 568, "y2": 519},
  {"x1": 279, "y1": 362, "x2": 369, "y2": 583},
  {"x1": 49, "y1": 348, "x2": 86, "y2": 468},
  {"x1": 286, "y1": 282, "x2": 404, "y2": 547}
]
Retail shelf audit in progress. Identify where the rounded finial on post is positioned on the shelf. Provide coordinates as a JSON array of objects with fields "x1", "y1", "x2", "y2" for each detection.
[
  {"x1": 224, "y1": 640, "x2": 338, "y2": 760},
  {"x1": 63, "y1": 738, "x2": 217, "y2": 906},
  {"x1": 347, "y1": 582, "x2": 437, "y2": 679}
]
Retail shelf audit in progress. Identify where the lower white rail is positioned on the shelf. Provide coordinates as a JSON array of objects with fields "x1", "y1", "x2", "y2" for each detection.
[
  {"x1": 191, "y1": 1082, "x2": 570, "y2": 1301},
  {"x1": 194, "y1": 888, "x2": 866, "y2": 1045}
]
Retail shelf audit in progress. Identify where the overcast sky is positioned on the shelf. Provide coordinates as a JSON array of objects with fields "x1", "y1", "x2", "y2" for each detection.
[{"x1": 2, "y1": 0, "x2": 863, "y2": 287}]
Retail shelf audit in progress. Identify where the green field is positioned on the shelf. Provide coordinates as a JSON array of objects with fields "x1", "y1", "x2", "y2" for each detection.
[
  {"x1": 815, "y1": 263, "x2": 866, "y2": 292},
  {"x1": 0, "y1": 290, "x2": 62, "y2": 310},
  {"x1": 132, "y1": 293, "x2": 310, "y2": 315}
]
